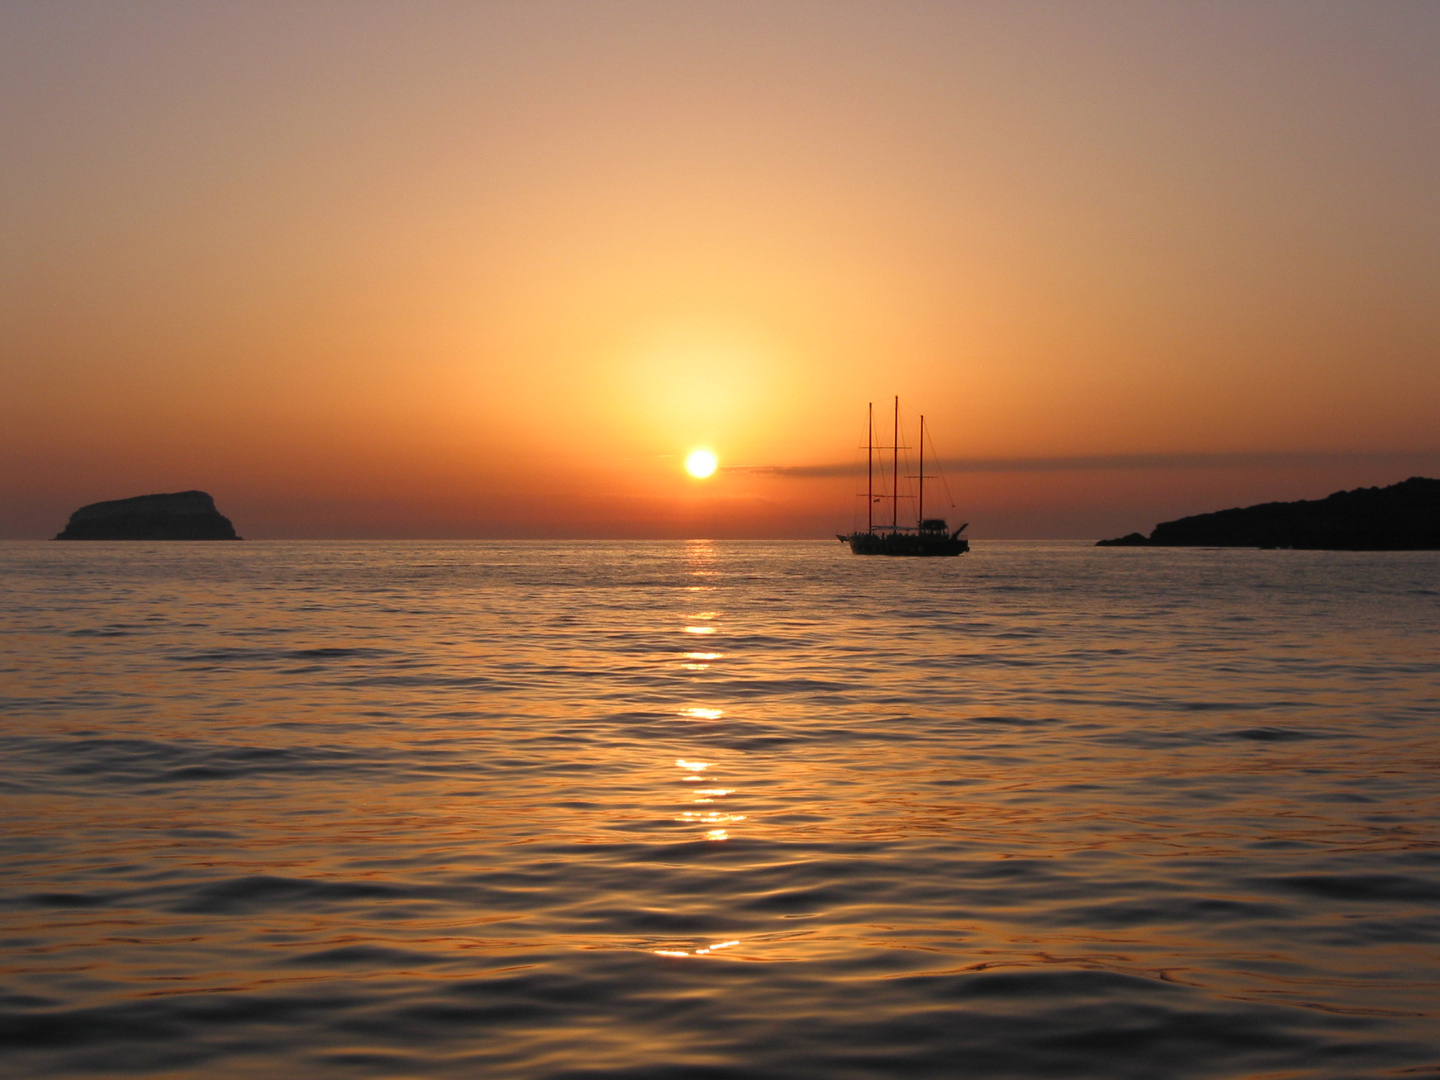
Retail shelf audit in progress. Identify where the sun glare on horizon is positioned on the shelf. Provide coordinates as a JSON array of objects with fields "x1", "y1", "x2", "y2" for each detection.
[{"x1": 685, "y1": 450, "x2": 718, "y2": 479}]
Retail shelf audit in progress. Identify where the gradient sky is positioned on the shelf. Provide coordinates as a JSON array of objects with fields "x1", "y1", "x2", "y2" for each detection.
[{"x1": 4, "y1": 1, "x2": 1438, "y2": 539}]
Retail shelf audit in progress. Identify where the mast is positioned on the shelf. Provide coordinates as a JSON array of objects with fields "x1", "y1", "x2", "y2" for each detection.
[
  {"x1": 891, "y1": 395, "x2": 899, "y2": 532},
  {"x1": 866, "y1": 402, "x2": 873, "y2": 533},
  {"x1": 918, "y1": 414, "x2": 924, "y2": 526}
]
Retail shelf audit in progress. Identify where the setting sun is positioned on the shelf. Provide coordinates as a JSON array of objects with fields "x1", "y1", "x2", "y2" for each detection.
[{"x1": 685, "y1": 450, "x2": 718, "y2": 479}]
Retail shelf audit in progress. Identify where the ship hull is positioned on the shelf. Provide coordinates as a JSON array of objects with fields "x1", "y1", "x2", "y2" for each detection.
[{"x1": 840, "y1": 532, "x2": 969, "y2": 557}]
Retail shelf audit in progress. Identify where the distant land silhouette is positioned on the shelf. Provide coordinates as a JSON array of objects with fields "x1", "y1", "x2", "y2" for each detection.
[
  {"x1": 54, "y1": 491, "x2": 241, "y2": 540},
  {"x1": 1097, "y1": 477, "x2": 1440, "y2": 550}
]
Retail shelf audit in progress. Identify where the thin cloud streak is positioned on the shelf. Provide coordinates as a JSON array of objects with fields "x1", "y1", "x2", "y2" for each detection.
[{"x1": 726, "y1": 451, "x2": 1440, "y2": 479}]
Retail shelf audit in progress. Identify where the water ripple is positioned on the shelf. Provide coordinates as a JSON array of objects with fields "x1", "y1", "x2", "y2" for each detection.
[{"x1": 0, "y1": 540, "x2": 1437, "y2": 1078}]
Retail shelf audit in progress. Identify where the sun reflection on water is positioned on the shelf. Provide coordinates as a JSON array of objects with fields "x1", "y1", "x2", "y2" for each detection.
[
  {"x1": 653, "y1": 940, "x2": 740, "y2": 959},
  {"x1": 673, "y1": 540, "x2": 746, "y2": 844},
  {"x1": 674, "y1": 757, "x2": 746, "y2": 838},
  {"x1": 679, "y1": 651, "x2": 722, "y2": 670},
  {"x1": 677, "y1": 810, "x2": 747, "y2": 826}
]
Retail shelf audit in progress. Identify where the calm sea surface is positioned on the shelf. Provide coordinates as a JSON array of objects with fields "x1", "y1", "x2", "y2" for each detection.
[{"x1": 1, "y1": 540, "x2": 1438, "y2": 1079}]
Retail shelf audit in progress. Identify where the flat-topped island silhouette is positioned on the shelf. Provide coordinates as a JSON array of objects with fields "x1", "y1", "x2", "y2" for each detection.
[{"x1": 54, "y1": 491, "x2": 242, "y2": 540}]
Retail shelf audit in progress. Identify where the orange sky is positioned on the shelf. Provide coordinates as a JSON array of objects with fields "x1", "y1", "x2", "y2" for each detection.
[{"x1": 4, "y1": 2, "x2": 1438, "y2": 538}]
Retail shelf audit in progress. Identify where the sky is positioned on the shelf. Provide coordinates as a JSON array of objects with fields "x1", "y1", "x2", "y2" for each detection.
[{"x1": 3, "y1": 0, "x2": 1438, "y2": 539}]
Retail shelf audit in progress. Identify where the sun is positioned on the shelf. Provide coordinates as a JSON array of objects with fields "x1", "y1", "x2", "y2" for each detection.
[{"x1": 685, "y1": 449, "x2": 718, "y2": 479}]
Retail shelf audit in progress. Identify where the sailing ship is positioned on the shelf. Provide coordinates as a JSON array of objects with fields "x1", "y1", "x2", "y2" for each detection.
[{"x1": 838, "y1": 397, "x2": 970, "y2": 556}]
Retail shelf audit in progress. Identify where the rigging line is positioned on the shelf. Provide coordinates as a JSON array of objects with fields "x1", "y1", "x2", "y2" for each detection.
[
  {"x1": 891, "y1": 396, "x2": 899, "y2": 531},
  {"x1": 930, "y1": 422, "x2": 958, "y2": 508},
  {"x1": 897, "y1": 411, "x2": 917, "y2": 521},
  {"x1": 851, "y1": 410, "x2": 870, "y2": 533},
  {"x1": 843, "y1": 413, "x2": 862, "y2": 533}
]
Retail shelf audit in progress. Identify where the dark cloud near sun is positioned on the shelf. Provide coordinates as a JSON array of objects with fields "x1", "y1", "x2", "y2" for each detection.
[{"x1": 727, "y1": 451, "x2": 1440, "y2": 479}]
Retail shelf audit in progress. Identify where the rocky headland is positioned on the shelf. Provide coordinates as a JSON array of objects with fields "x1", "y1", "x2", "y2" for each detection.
[
  {"x1": 1097, "y1": 476, "x2": 1440, "y2": 550},
  {"x1": 54, "y1": 491, "x2": 242, "y2": 540}
]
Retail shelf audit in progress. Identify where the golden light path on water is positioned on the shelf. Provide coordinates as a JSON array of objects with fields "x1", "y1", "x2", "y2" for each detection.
[{"x1": 673, "y1": 542, "x2": 745, "y2": 891}]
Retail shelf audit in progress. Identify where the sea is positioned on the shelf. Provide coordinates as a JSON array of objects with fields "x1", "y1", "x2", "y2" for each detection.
[{"x1": 1, "y1": 539, "x2": 1438, "y2": 1080}]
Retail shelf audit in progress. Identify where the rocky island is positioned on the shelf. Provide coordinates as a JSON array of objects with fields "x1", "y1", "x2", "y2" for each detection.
[
  {"x1": 1097, "y1": 476, "x2": 1440, "y2": 550},
  {"x1": 54, "y1": 491, "x2": 242, "y2": 540}
]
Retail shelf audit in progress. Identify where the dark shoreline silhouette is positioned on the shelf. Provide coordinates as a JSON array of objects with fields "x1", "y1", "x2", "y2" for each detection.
[
  {"x1": 54, "y1": 491, "x2": 241, "y2": 540},
  {"x1": 1097, "y1": 476, "x2": 1440, "y2": 549}
]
